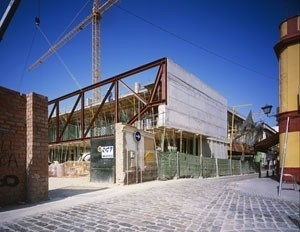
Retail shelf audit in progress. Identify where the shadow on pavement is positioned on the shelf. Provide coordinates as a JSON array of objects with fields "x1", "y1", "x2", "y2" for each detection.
[
  {"x1": 0, "y1": 187, "x2": 109, "y2": 213},
  {"x1": 49, "y1": 186, "x2": 109, "y2": 200}
]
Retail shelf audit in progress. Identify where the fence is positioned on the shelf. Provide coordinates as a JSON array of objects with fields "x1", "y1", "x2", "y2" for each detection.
[{"x1": 156, "y1": 151, "x2": 256, "y2": 180}]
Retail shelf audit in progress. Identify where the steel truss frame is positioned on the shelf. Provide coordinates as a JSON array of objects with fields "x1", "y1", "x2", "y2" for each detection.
[{"x1": 48, "y1": 57, "x2": 167, "y2": 145}]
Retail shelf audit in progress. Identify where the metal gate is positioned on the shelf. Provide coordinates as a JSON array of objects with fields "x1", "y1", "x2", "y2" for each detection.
[{"x1": 90, "y1": 137, "x2": 115, "y2": 183}]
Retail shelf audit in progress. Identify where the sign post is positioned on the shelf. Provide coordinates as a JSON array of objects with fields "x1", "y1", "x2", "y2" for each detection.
[
  {"x1": 134, "y1": 131, "x2": 141, "y2": 142},
  {"x1": 133, "y1": 131, "x2": 141, "y2": 183}
]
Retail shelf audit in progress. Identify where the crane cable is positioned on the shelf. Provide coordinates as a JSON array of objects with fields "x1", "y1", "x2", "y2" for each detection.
[
  {"x1": 36, "y1": 26, "x2": 82, "y2": 90},
  {"x1": 20, "y1": 0, "x2": 83, "y2": 92},
  {"x1": 26, "y1": 0, "x2": 85, "y2": 90},
  {"x1": 18, "y1": 0, "x2": 40, "y2": 94}
]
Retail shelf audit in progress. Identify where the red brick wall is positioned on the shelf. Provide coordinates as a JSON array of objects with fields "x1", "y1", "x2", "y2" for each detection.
[
  {"x1": 0, "y1": 87, "x2": 27, "y2": 206},
  {"x1": 0, "y1": 87, "x2": 48, "y2": 206}
]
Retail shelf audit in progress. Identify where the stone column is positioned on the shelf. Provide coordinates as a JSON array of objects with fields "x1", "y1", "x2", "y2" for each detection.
[{"x1": 26, "y1": 93, "x2": 48, "y2": 202}]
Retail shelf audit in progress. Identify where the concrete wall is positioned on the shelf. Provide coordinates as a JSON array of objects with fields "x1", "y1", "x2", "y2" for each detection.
[
  {"x1": 115, "y1": 123, "x2": 156, "y2": 185},
  {"x1": 157, "y1": 59, "x2": 228, "y2": 158},
  {"x1": 0, "y1": 87, "x2": 48, "y2": 206}
]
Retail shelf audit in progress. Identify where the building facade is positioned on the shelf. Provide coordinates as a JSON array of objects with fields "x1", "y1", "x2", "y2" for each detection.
[
  {"x1": 274, "y1": 15, "x2": 300, "y2": 182},
  {"x1": 48, "y1": 58, "x2": 228, "y2": 166},
  {"x1": 156, "y1": 59, "x2": 228, "y2": 158}
]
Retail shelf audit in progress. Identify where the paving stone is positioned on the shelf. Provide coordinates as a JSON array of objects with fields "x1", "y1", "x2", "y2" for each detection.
[{"x1": 0, "y1": 175, "x2": 299, "y2": 231}]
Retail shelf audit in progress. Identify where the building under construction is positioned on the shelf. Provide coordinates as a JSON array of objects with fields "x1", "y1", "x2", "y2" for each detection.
[{"x1": 48, "y1": 57, "x2": 228, "y2": 163}]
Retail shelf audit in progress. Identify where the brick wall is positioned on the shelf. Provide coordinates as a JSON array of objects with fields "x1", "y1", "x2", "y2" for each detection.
[
  {"x1": 26, "y1": 93, "x2": 48, "y2": 203},
  {"x1": 0, "y1": 87, "x2": 26, "y2": 206},
  {"x1": 0, "y1": 87, "x2": 48, "y2": 206}
]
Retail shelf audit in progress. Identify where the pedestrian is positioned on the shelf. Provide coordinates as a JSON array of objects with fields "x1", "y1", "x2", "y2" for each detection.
[{"x1": 254, "y1": 152, "x2": 261, "y2": 178}]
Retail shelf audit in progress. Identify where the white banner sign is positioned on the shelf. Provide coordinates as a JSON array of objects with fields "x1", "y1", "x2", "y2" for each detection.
[{"x1": 99, "y1": 146, "x2": 114, "y2": 158}]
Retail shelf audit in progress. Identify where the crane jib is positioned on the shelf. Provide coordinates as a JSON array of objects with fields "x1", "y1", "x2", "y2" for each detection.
[{"x1": 28, "y1": 0, "x2": 119, "y2": 72}]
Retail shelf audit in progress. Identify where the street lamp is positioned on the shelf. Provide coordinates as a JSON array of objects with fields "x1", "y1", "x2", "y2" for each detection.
[
  {"x1": 261, "y1": 104, "x2": 279, "y2": 121},
  {"x1": 261, "y1": 104, "x2": 273, "y2": 116},
  {"x1": 261, "y1": 103, "x2": 291, "y2": 197}
]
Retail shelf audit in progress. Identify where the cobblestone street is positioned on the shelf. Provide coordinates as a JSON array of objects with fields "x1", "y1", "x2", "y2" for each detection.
[{"x1": 0, "y1": 175, "x2": 299, "y2": 231}]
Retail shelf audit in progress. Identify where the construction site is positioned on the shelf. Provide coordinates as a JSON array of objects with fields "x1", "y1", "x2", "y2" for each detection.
[
  {"x1": 21, "y1": 0, "x2": 230, "y2": 180},
  {"x1": 1, "y1": 0, "x2": 287, "y2": 189},
  {"x1": 46, "y1": 56, "x2": 230, "y2": 178},
  {"x1": 6, "y1": 1, "x2": 299, "y2": 209},
  {"x1": 1, "y1": 0, "x2": 246, "y2": 188}
]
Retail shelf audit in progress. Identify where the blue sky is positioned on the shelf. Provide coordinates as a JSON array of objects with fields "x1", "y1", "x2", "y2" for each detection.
[{"x1": 0, "y1": 0, "x2": 299, "y2": 126}]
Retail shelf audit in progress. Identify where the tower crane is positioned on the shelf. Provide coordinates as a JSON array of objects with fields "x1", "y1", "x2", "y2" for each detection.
[{"x1": 28, "y1": 0, "x2": 119, "y2": 102}]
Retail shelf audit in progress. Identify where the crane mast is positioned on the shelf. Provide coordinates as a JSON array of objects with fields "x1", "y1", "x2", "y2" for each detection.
[
  {"x1": 28, "y1": 0, "x2": 119, "y2": 103},
  {"x1": 92, "y1": 0, "x2": 100, "y2": 102}
]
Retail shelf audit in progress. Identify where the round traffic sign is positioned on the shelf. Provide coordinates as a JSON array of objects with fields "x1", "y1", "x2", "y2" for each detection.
[{"x1": 134, "y1": 131, "x2": 141, "y2": 142}]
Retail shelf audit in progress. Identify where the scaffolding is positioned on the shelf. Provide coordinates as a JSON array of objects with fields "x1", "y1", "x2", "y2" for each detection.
[
  {"x1": 48, "y1": 58, "x2": 167, "y2": 162},
  {"x1": 48, "y1": 57, "x2": 229, "y2": 163}
]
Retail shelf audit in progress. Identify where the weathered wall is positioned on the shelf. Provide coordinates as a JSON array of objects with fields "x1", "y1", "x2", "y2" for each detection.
[
  {"x1": 0, "y1": 87, "x2": 48, "y2": 206},
  {"x1": 26, "y1": 93, "x2": 49, "y2": 202},
  {"x1": 115, "y1": 123, "x2": 156, "y2": 185},
  {"x1": 0, "y1": 87, "x2": 26, "y2": 206}
]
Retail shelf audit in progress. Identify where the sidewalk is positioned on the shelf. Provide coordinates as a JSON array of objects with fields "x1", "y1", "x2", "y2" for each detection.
[{"x1": 232, "y1": 176, "x2": 299, "y2": 204}]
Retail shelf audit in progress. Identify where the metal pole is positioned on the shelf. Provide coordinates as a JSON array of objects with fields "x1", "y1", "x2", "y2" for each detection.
[
  {"x1": 278, "y1": 116, "x2": 290, "y2": 196},
  {"x1": 179, "y1": 130, "x2": 182, "y2": 153},
  {"x1": 140, "y1": 145, "x2": 143, "y2": 184},
  {"x1": 199, "y1": 135, "x2": 202, "y2": 177},
  {"x1": 136, "y1": 153, "x2": 138, "y2": 183},
  {"x1": 176, "y1": 151, "x2": 179, "y2": 178},
  {"x1": 229, "y1": 110, "x2": 235, "y2": 175},
  {"x1": 126, "y1": 149, "x2": 128, "y2": 185},
  {"x1": 215, "y1": 158, "x2": 219, "y2": 177},
  {"x1": 230, "y1": 109, "x2": 235, "y2": 160}
]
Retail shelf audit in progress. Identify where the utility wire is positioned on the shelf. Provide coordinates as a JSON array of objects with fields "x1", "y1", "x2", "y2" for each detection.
[{"x1": 116, "y1": 5, "x2": 278, "y2": 81}]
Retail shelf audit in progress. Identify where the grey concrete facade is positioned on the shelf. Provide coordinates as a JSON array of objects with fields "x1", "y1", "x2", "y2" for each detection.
[{"x1": 157, "y1": 59, "x2": 228, "y2": 159}]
